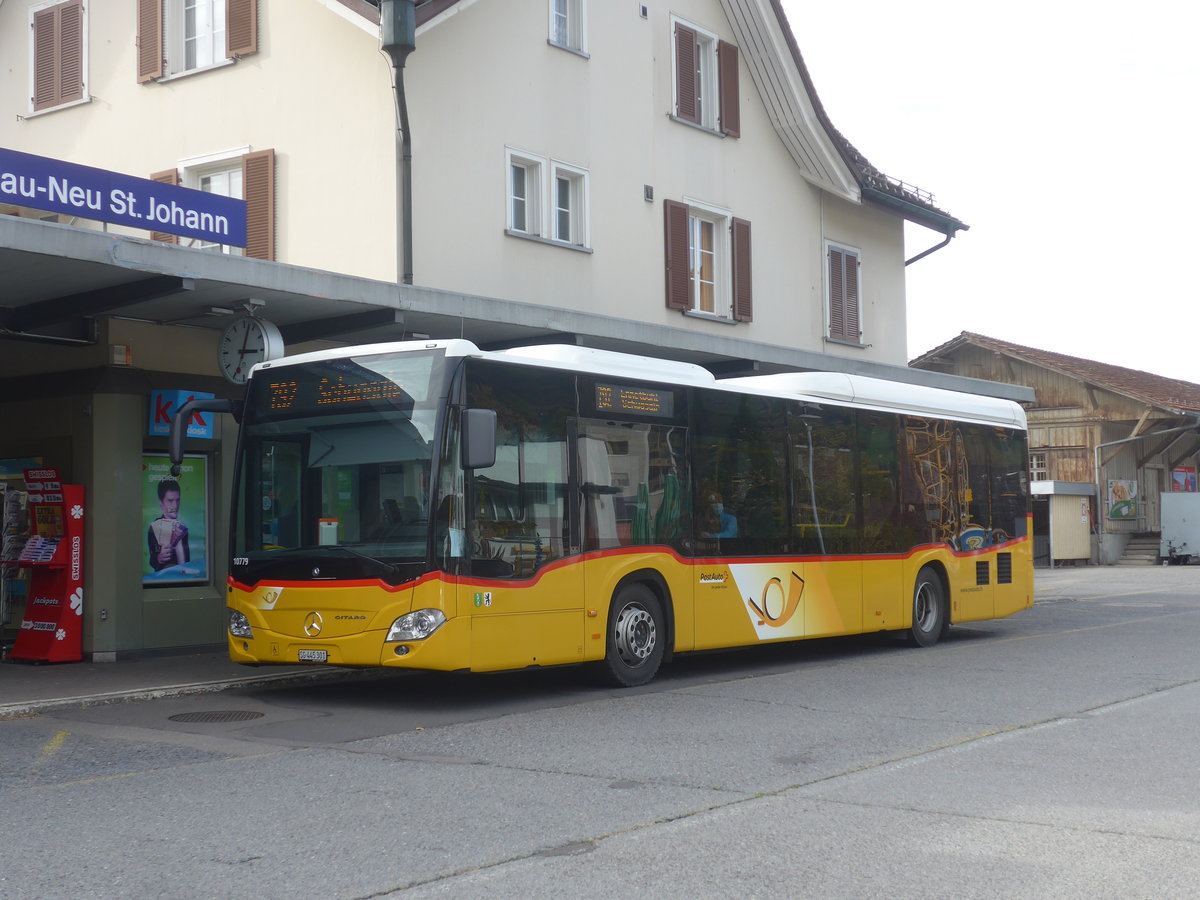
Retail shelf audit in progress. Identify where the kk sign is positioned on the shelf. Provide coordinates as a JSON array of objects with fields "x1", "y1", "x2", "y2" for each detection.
[
  {"x1": 0, "y1": 147, "x2": 247, "y2": 247},
  {"x1": 149, "y1": 391, "x2": 216, "y2": 439}
]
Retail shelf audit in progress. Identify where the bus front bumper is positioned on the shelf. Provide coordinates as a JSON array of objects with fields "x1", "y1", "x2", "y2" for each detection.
[{"x1": 227, "y1": 615, "x2": 471, "y2": 671}]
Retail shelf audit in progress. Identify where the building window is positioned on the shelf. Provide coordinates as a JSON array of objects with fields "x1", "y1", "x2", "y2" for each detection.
[
  {"x1": 549, "y1": 0, "x2": 586, "y2": 54},
  {"x1": 826, "y1": 241, "x2": 861, "y2": 344},
  {"x1": 30, "y1": 0, "x2": 86, "y2": 113},
  {"x1": 551, "y1": 161, "x2": 588, "y2": 246},
  {"x1": 507, "y1": 150, "x2": 544, "y2": 236},
  {"x1": 137, "y1": 0, "x2": 258, "y2": 83},
  {"x1": 506, "y1": 150, "x2": 591, "y2": 249},
  {"x1": 189, "y1": 162, "x2": 244, "y2": 254},
  {"x1": 690, "y1": 215, "x2": 717, "y2": 313},
  {"x1": 664, "y1": 200, "x2": 752, "y2": 322},
  {"x1": 671, "y1": 17, "x2": 739, "y2": 137},
  {"x1": 1030, "y1": 452, "x2": 1048, "y2": 482},
  {"x1": 150, "y1": 148, "x2": 275, "y2": 260},
  {"x1": 171, "y1": 0, "x2": 227, "y2": 74}
]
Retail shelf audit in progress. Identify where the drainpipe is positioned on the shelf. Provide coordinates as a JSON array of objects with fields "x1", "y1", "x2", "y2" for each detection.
[
  {"x1": 905, "y1": 232, "x2": 953, "y2": 266},
  {"x1": 381, "y1": 1, "x2": 416, "y2": 286}
]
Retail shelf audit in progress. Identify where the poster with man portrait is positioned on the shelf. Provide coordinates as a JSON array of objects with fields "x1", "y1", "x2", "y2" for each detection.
[{"x1": 142, "y1": 453, "x2": 208, "y2": 584}]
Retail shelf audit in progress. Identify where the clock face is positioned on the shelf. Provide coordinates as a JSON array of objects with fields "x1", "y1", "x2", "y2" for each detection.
[{"x1": 218, "y1": 317, "x2": 284, "y2": 384}]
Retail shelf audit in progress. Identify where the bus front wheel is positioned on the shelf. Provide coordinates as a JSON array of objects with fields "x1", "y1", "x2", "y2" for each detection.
[
  {"x1": 600, "y1": 584, "x2": 665, "y2": 687},
  {"x1": 908, "y1": 566, "x2": 948, "y2": 648}
]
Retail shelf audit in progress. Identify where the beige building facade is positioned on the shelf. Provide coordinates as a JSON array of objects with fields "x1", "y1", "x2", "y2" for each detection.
[{"x1": 1, "y1": 0, "x2": 1011, "y2": 657}]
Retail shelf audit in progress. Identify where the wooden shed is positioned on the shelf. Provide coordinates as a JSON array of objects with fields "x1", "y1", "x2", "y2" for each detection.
[{"x1": 912, "y1": 333, "x2": 1200, "y2": 565}]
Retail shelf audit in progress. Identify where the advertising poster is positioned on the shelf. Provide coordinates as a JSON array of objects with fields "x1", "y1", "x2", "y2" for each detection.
[
  {"x1": 1106, "y1": 479, "x2": 1138, "y2": 520},
  {"x1": 1171, "y1": 466, "x2": 1197, "y2": 492},
  {"x1": 142, "y1": 454, "x2": 207, "y2": 585}
]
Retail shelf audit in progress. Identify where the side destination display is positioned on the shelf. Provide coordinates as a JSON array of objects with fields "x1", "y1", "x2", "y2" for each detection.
[{"x1": 595, "y1": 383, "x2": 674, "y2": 417}]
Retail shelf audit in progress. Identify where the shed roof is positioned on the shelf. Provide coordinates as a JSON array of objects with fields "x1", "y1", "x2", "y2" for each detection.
[{"x1": 911, "y1": 332, "x2": 1200, "y2": 415}]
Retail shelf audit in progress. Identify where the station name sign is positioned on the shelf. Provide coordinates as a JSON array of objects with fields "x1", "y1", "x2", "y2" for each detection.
[{"x1": 0, "y1": 147, "x2": 246, "y2": 247}]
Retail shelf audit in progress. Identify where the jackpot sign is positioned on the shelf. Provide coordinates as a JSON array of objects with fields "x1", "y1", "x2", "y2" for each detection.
[{"x1": 0, "y1": 147, "x2": 247, "y2": 246}]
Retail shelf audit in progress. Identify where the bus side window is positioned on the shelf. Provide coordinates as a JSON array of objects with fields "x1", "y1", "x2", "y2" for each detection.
[{"x1": 693, "y1": 391, "x2": 788, "y2": 556}]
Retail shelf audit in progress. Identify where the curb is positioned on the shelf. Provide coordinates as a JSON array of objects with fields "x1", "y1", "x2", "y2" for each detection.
[{"x1": 0, "y1": 665, "x2": 380, "y2": 720}]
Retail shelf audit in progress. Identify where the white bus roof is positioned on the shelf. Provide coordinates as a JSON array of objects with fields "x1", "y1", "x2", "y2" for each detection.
[
  {"x1": 724, "y1": 371, "x2": 1027, "y2": 429},
  {"x1": 254, "y1": 341, "x2": 1025, "y2": 429},
  {"x1": 489, "y1": 344, "x2": 718, "y2": 385}
]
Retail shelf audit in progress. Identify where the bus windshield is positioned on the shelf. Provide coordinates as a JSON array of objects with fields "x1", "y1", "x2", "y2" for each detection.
[{"x1": 231, "y1": 349, "x2": 447, "y2": 583}]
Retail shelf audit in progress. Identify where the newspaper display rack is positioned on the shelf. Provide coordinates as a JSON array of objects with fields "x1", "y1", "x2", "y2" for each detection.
[{"x1": 5, "y1": 468, "x2": 84, "y2": 663}]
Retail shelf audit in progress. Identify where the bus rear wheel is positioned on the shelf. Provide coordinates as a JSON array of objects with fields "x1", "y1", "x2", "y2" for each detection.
[
  {"x1": 600, "y1": 584, "x2": 665, "y2": 687},
  {"x1": 908, "y1": 566, "x2": 948, "y2": 647}
]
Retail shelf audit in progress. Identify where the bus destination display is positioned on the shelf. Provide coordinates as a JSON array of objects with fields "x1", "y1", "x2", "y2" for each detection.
[
  {"x1": 260, "y1": 357, "x2": 435, "y2": 415},
  {"x1": 595, "y1": 383, "x2": 674, "y2": 417},
  {"x1": 268, "y1": 376, "x2": 408, "y2": 412}
]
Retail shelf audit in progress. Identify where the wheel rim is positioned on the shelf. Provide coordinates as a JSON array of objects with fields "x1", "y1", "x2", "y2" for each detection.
[
  {"x1": 914, "y1": 581, "x2": 938, "y2": 633},
  {"x1": 614, "y1": 603, "x2": 656, "y2": 667}
]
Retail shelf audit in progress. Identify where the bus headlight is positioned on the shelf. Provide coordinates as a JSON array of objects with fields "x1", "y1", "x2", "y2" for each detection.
[
  {"x1": 228, "y1": 609, "x2": 253, "y2": 638},
  {"x1": 387, "y1": 609, "x2": 446, "y2": 642}
]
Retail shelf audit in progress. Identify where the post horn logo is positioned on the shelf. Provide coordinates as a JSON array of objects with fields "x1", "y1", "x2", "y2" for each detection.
[
  {"x1": 303, "y1": 611, "x2": 323, "y2": 637},
  {"x1": 747, "y1": 571, "x2": 804, "y2": 628}
]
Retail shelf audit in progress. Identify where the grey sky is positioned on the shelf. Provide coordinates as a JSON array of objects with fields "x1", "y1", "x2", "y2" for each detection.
[{"x1": 783, "y1": 0, "x2": 1199, "y2": 381}]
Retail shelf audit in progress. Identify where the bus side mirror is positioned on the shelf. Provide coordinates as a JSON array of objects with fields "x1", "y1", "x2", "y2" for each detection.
[
  {"x1": 461, "y1": 408, "x2": 497, "y2": 470},
  {"x1": 170, "y1": 398, "x2": 240, "y2": 476}
]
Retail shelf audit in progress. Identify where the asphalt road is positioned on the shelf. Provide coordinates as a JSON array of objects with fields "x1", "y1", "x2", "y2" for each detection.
[{"x1": 3, "y1": 565, "x2": 1199, "y2": 899}]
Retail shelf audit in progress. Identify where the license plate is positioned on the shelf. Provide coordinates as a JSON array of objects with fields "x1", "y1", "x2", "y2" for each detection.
[{"x1": 298, "y1": 649, "x2": 328, "y2": 663}]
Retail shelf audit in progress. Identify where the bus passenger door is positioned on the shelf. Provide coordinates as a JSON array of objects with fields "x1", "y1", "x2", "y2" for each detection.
[
  {"x1": 791, "y1": 404, "x2": 863, "y2": 637},
  {"x1": 574, "y1": 419, "x2": 691, "y2": 652},
  {"x1": 461, "y1": 365, "x2": 584, "y2": 671}
]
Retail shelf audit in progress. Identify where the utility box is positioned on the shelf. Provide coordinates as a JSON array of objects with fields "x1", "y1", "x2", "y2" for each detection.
[{"x1": 1160, "y1": 492, "x2": 1200, "y2": 564}]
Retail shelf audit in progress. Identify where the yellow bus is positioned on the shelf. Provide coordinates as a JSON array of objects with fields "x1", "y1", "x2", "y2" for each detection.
[{"x1": 172, "y1": 340, "x2": 1032, "y2": 686}]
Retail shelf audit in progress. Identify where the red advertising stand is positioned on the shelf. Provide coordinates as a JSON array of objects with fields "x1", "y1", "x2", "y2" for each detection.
[{"x1": 8, "y1": 468, "x2": 84, "y2": 663}]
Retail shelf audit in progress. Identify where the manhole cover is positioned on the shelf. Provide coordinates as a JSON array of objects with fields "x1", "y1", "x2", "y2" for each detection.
[{"x1": 168, "y1": 710, "x2": 265, "y2": 723}]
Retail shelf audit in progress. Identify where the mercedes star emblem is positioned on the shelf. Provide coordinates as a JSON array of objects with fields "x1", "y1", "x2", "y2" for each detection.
[{"x1": 303, "y1": 611, "x2": 323, "y2": 637}]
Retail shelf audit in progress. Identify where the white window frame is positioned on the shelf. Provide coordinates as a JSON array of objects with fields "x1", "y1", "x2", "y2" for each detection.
[
  {"x1": 506, "y1": 149, "x2": 591, "y2": 251},
  {"x1": 506, "y1": 148, "x2": 545, "y2": 237},
  {"x1": 671, "y1": 16, "x2": 719, "y2": 131},
  {"x1": 27, "y1": 0, "x2": 90, "y2": 117},
  {"x1": 1030, "y1": 451, "x2": 1048, "y2": 482},
  {"x1": 550, "y1": 160, "x2": 589, "y2": 247},
  {"x1": 548, "y1": 0, "x2": 587, "y2": 55},
  {"x1": 178, "y1": 146, "x2": 249, "y2": 254},
  {"x1": 683, "y1": 198, "x2": 731, "y2": 318},
  {"x1": 824, "y1": 239, "x2": 863, "y2": 345},
  {"x1": 163, "y1": 0, "x2": 234, "y2": 78}
]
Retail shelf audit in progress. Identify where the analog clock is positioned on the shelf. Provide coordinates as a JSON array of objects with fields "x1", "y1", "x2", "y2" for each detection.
[{"x1": 217, "y1": 316, "x2": 284, "y2": 384}]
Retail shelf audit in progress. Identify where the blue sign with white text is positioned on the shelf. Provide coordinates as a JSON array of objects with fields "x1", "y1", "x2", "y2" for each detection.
[
  {"x1": 149, "y1": 391, "x2": 216, "y2": 439},
  {"x1": 0, "y1": 147, "x2": 247, "y2": 246}
]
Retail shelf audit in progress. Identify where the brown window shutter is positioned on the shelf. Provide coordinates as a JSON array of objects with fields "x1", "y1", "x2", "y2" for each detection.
[
  {"x1": 227, "y1": 0, "x2": 259, "y2": 59},
  {"x1": 828, "y1": 246, "x2": 845, "y2": 339},
  {"x1": 674, "y1": 24, "x2": 697, "y2": 124},
  {"x1": 136, "y1": 0, "x2": 163, "y2": 83},
  {"x1": 57, "y1": 0, "x2": 84, "y2": 104},
  {"x1": 149, "y1": 169, "x2": 180, "y2": 244},
  {"x1": 717, "y1": 40, "x2": 740, "y2": 138},
  {"x1": 32, "y1": 8, "x2": 59, "y2": 111},
  {"x1": 844, "y1": 250, "x2": 860, "y2": 340},
  {"x1": 731, "y1": 217, "x2": 752, "y2": 322},
  {"x1": 664, "y1": 200, "x2": 690, "y2": 311},
  {"x1": 243, "y1": 149, "x2": 275, "y2": 260},
  {"x1": 33, "y1": 1, "x2": 85, "y2": 111}
]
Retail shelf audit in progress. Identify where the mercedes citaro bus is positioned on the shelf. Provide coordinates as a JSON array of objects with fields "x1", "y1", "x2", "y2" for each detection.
[{"x1": 171, "y1": 340, "x2": 1032, "y2": 686}]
